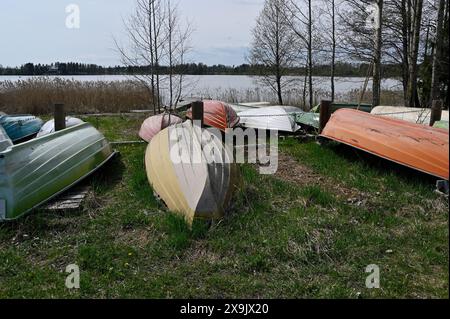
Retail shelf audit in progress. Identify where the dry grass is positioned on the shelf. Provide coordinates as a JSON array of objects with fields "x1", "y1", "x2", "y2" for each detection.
[{"x1": 0, "y1": 77, "x2": 154, "y2": 115}]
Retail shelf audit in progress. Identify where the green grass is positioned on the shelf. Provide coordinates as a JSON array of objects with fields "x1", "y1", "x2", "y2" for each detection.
[{"x1": 0, "y1": 118, "x2": 447, "y2": 299}]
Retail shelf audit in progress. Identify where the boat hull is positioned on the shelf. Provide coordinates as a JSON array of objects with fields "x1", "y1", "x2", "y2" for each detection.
[
  {"x1": 371, "y1": 106, "x2": 450, "y2": 125},
  {"x1": 37, "y1": 117, "x2": 85, "y2": 137},
  {"x1": 145, "y1": 121, "x2": 238, "y2": 225},
  {"x1": 238, "y1": 106, "x2": 301, "y2": 132},
  {"x1": 187, "y1": 100, "x2": 240, "y2": 132},
  {"x1": 139, "y1": 113, "x2": 183, "y2": 142},
  {"x1": 0, "y1": 115, "x2": 44, "y2": 142},
  {"x1": 0, "y1": 123, "x2": 115, "y2": 221},
  {"x1": 321, "y1": 109, "x2": 449, "y2": 180}
]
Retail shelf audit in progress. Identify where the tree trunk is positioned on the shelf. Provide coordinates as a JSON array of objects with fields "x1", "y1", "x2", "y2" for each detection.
[
  {"x1": 430, "y1": 0, "x2": 446, "y2": 102},
  {"x1": 148, "y1": 0, "x2": 156, "y2": 114},
  {"x1": 331, "y1": 0, "x2": 336, "y2": 102},
  {"x1": 277, "y1": 74, "x2": 283, "y2": 105},
  {"x1": 372, "y1": 0, "x2": 383, "y2": 107},
  {"x1": 308, "y1": 0, "x2": 313, "y2": 110},
  {"x1": 401, "y1": 0, "x2": 409, "y2": 102},
  {"x1": 151, "y1": 0, "x2": 161, "y2": 112},
  {"x1": 405, "y1": 0, "x2": 423, "y2": 108}
]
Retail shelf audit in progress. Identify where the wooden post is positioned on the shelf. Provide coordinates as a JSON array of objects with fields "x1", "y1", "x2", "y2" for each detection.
[
  {"x1": 319, "y1": 100, "x2": 332, "y2": 133},
  {"x1": 430, "y1": 100, "x2": 443, "y2": 126},
  {"x1": 54, "y1": 104, "x2": 66, "y2": 132},
  {"x1": 191, "y1": 101, "x2": 204, "y2": 127}
]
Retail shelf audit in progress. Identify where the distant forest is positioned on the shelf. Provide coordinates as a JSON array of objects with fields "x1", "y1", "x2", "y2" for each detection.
[{"x1": 0, "y1": 61, "x2": 403, "y2": 78}]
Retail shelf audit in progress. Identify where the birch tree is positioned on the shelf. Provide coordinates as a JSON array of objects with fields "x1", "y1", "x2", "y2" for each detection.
[{"x1": 249, "y1": 0, "x2": 299, "y2": 105}]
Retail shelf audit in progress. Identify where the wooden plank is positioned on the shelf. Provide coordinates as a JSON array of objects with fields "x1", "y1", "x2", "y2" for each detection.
[{"x1": 44, "y1": 186, "x2": 91, "y2": 211}]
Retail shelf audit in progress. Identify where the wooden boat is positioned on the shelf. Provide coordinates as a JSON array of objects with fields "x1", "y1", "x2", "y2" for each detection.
[
  {"x1": 145, "y1": 120, "x2": 239, "y2": 225},
  {"x1": 371, "y1": 106, "x2": 450, "y2": 125},
  {"x1": 238, "y1": 106, "x2": 301, "y2": 132},
  {"x1": 186, "y1": 100, "x2": 240, "y2": 132},
  {"x1": 0, "y1": 123, "x2": 116, "y2": 221},
  {"x1": 139, "y1": 113, "x2": 183, "y2": 142},
  {"x1": 0, "y1": 114, "x2": 44, "y2": 142},
  {"x1": 321, "y1": 109, "x2": 449, "y2": 180},
  {"x1": 37, "y1": 117, "x2": 84, "y2": 137}
]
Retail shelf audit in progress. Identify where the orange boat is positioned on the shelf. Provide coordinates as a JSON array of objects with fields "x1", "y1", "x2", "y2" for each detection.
[
  {"x1": 321, "y1": 109, "x2": 449, "y2": 180},
  {"x1": 186, "y1": 100, "x2": 240, "y2": 132}
]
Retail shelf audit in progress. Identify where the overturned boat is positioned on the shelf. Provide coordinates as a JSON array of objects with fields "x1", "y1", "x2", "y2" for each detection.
[
  {"x1": 238, "y1": 106, "x2": 301, "y2": 133},
  {"x1": 0, "y1": 114, "x2": 44, "y2": 142},
  {"x1": 37, "y1": 117, "x2": 84, "y2": 137},
  {"x1": 321, "y1": 109, "x2": 449, "y2": 180},
  {"x1": 371, "y1": 106, "x2": 450, "y2": 125},
  {"x1": 186, "y1": 100, "x2": 240, "y2": 132},
  {"x1": 139, "y1": 113, "x2": 183, "y2": 142},
  {"x1": 0, "y1": 122, "x2": 116, "y2": 221},
  {"x1": 145, "y1": 120, "x2": 239, "y2": 225}
]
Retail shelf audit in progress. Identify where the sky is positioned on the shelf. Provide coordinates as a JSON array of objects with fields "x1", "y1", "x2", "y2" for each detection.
[{"x1": 0, "y1": 0, "x2": 265, "y2": 67}]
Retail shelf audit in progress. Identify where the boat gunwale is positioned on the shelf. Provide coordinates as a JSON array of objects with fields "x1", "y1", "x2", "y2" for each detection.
[{"x1": 0, "y1": 122, "x2": 91, "y2": 155}]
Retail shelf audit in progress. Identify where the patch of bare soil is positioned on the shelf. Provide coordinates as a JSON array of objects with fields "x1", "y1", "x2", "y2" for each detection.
[{"x1": 275, "y1": 152, "x2": 371, "y2": 207}]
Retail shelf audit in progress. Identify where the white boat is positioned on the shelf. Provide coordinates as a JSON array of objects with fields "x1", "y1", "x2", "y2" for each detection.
[
  {"x1": 37, "y1": 117, "x2": 84, "y2": 137},
  {"x1": 371, "y1": 106, "x2": 450, "y2": 125},
  {"x1": 237, "y1": 106, "x2": 301, "y2": 132},
  {"x1": 229, "y1": 102, "x2": 272, "y2": 113}
]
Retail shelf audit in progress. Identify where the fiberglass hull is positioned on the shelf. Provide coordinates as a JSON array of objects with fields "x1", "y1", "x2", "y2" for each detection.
[{"x1": 321, "y1": 109, "x2": 449, "y2": 180}]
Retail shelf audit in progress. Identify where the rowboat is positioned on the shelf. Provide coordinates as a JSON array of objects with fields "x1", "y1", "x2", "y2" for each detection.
[
  {"x1": 371, "y1": 106, "x2": 450, "y2": 125},
  {"x1": 321, "y1": 109, "x2": 449, "y2": 180},
  {"x1": 145, "y1": 120, "x2": 239, "y2": 225},
  {"x1": 238, "y1": 106, "x2": 301, "y2": 132},
  {"x1": 229, "y1": 102, "x2": 271, "y2": 113},
  {"x1": 37, "y1": 117, "x2": 84, "y2": 137},
  {"x1": 139, "y1": 113, "x2": 183, "y2": 142},
  {"x1": 0, "y1": 114, "x2": 44, "y2": 142},
  {"x1": 186, "y1": 100, "x2": 240, "y2": 132},
  {"x1": 0, "y1": 123, "x2": 116, "y2": 221},
  {"x1": 434, "y1": 120, "x2": 449, "y2": 130}
]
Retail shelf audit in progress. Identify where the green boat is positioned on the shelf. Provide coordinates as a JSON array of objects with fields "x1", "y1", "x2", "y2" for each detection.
[
  {"x1": 294, "y1": 112, "x2": 320, "y2": 129},
  {"x1": 0, "y1": 122, "x2": 116, "y2": 221},
  {"x1": 434, "y1": 120, "x2": 449, "y2": 130}
]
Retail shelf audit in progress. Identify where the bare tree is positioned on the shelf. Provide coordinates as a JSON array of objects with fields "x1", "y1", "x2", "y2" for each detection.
[
  {"x1": 249, "y1": 0, "x2": 299, "y2": 105},
  {"x1": 430, "y1": 0, "x2": 447, "y2": 102},
  {"x1": 115, "y1": 0, "x2": 192, "y2": 113},
  {"x1": 338, "y1": 0, "x2": 384, "y2": 106},
  {"x1": 405, "y1": 0, "x2": 424, "y2": 107}
]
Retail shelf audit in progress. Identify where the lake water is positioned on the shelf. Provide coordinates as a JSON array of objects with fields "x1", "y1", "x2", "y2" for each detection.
[{"x1": 0, "y1": 74, "x2": 403, "y2": 105}]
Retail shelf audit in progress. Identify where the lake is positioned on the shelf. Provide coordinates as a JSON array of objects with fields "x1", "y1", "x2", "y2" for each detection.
[{"x1": 0, "y1": 74, "x2": 403, "y2": 105}]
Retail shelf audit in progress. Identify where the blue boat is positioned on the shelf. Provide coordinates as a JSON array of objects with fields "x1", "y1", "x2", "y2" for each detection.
[{"x1": 0, "y1": 114, "x2": 44, "y2": 142}]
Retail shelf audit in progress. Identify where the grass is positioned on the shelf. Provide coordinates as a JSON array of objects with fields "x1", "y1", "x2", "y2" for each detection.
[{"x1": 0, "y1": 116, "x2": 448, "y2": 298}]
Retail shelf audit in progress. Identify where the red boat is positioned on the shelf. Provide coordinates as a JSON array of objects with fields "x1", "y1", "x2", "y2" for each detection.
[
  {"x1": 139, "y1": 113, "x2": 183, "y2": 142},
  {"x1": 321, "y1": 109, "x2": 449, "y2": 180},
  {"x1": 186, "y1": 100, "x2": 240, "y2": 132}
]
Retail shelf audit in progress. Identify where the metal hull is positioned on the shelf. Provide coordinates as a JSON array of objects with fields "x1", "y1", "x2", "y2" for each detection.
[
  {"x1": 238, "y1": 106, "x2": 301, "y2": 132},
  {"x1": 321, "y1": 109, "x2": 449, "y2": 180},
  {"x1": 187, "y1": 100, "x2": 240, "y2": 132},
  {"x1": 0, "y1": 115, "x2": 44, "y2": 142},
  {"x1": 145, "y1": 121, "x2": 238, "y2": 225},
  {"x1": 0, "y1": 123, "x2": 115, "y2": 221}
]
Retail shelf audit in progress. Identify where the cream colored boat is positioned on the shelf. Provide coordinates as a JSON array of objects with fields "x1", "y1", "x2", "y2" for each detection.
[
  {"x1": 371, "y1": 106, "x2": 449, "y2": 125},
  {"x1": 145, "y1": 121, "x2": 239, "y2": 225}
]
